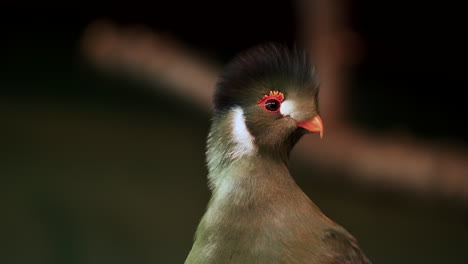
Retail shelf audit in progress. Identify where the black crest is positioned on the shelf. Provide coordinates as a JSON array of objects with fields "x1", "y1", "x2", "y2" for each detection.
[{"x1": 213, "y1": 43, "x2": 318, "y2": 113}]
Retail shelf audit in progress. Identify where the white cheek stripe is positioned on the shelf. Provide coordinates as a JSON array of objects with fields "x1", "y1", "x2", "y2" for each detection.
[
  {"x1": 280, "y1": 100, "x2": 296, "y2": 116},
  {"x1": 230, "y1": 107, "x2": 256, "y2": 159}
]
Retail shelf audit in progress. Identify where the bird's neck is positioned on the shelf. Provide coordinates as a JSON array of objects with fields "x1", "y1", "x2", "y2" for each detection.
[
  {"x1": 205, "y1": 109, "x2": 295, "y2": 190},
  {"x1": 199, "y1": 149, "x2": 325, "y2": 253},
  {"x1": 203, "y1": 109, "x2": 318, "y2": 221},
  {"x1": 205, "y1": 120, "x2": 310, "y2": 216},
  {"x1": 208, "y1": 154, "x2": 296, "y2": 203},
  {"x1": 189, "y1": 118, "x2": 327, "y2": 262}
]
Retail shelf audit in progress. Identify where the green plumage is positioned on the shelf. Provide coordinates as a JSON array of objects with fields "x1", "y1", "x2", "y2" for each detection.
[{"x1": 185, "y1": 44, "x2": 371, "y2": 264}]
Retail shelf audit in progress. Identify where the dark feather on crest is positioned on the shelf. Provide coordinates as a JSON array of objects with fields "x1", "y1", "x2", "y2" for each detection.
[{"x1": 214, "y1": 43, "x2": 319, "y2": 113}]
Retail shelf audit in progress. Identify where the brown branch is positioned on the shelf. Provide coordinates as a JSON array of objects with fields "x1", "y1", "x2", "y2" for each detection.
[
  {"x1": 81, "y1": 20, "x2": 218, "y2": 109},
  {"x1": 80, "y1": 20, "x2": 468, "y2": 202}
]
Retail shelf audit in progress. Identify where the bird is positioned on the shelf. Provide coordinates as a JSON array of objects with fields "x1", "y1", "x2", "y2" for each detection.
[{"x1": 185, "y1": 43, "x2": 371, "y2": 264}]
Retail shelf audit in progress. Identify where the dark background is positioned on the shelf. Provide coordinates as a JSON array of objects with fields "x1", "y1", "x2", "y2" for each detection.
[{"x1": 1, "y1": 1, "x2": 467, "y2": 263}]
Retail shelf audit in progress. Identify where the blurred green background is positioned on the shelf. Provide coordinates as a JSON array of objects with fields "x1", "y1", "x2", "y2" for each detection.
[{"x1": 1, "y1": 2, "x2": 468, "y2": 264}]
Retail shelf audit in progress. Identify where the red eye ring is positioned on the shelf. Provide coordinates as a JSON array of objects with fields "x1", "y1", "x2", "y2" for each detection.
[{"x1": 257, "y1": 91, "x2": 285, "y2": 113}]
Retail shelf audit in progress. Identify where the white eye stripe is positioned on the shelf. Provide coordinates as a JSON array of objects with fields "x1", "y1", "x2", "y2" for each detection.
[
  {"x1": 280, "y1": 100, "x2": 296, "y2": 116},
  {"x1": 230, "y1": 107, "x2": 256, "y2": 159}
]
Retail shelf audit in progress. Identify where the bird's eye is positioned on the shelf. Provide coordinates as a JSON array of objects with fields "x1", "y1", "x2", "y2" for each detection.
[
  {"x1": 265, "y1": 99, "x2": 280, "y2": 112},
  {"x1": 256, "y1": 91, "x2": 285, "y2": 113}
]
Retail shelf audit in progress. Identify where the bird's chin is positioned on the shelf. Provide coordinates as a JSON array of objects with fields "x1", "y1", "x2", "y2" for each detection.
[
  {"x1": 283, "y1": 116, "x2": 313, "y2": 135},
  {"x1": 283, "y1": 117, "x2": 301, "y2": 132},
  {"x1": 283, "y1": 115, "x2": 297, "y2": 125},
  {"x1": 298, "y1": 127, "x2": 313, "y2": 134}
]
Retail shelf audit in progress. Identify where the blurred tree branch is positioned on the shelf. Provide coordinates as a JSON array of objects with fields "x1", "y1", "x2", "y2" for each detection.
[{"x1": 81, "y1": 17, "x2": 468, "y2": 202}]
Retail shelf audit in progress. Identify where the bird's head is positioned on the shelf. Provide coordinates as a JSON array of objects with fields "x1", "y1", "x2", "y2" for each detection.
[{"x1": 210, "y1": 44, "x2": 322, "y2": 162}]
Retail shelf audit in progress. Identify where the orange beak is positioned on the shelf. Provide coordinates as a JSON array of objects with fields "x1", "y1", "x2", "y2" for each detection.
[{"x1": 296, "y1": 115, "x2": 324, "y2": 138}]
